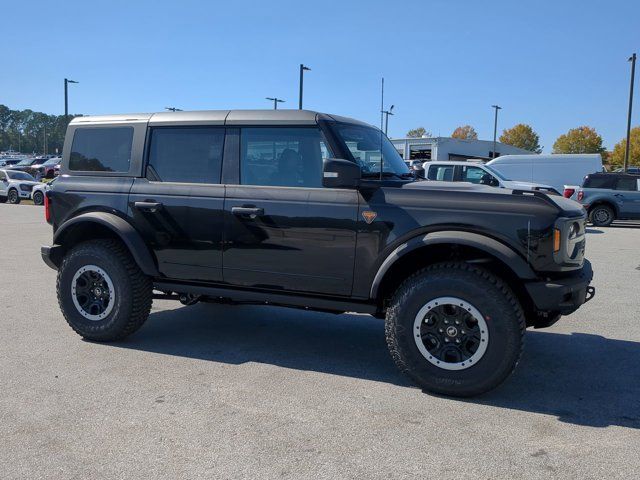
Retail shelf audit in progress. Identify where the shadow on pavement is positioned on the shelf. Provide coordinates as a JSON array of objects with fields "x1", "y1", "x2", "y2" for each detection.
[{"x1": 114, "y1": 303, "x2": 640, "y2": 429}]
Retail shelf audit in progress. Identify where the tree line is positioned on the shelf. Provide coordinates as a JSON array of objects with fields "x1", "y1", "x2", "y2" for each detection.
[
  {"x1": 0, "y1": 105, "x2": 79, "y2": 155},
  {"x1": 405, "y1": 123, "x2": 640, "y2": 167}
]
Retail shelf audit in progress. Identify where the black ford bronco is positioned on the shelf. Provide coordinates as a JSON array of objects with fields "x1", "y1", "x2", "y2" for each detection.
[{"x1": 42, "y1": 110, "x2": 594, "y2": 397}]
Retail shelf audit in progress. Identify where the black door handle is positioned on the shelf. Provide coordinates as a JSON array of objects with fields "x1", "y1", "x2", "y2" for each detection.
[
  {"x1": 231, "y1": 206, "x2": 264, "y2": 217},
  {"x1": 134, "y1": 201, "x2": 163, "y2": 213}
]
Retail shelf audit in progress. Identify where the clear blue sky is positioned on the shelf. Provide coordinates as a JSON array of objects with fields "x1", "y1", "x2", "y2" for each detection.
[{"x1": 1, "y1": 0, "x2": 638, "y2": 151}]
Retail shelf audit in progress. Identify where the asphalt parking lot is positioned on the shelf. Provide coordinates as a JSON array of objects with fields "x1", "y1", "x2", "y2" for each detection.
[{"x1": 1, "y1": 204, "x2": 639, "y2": 479}]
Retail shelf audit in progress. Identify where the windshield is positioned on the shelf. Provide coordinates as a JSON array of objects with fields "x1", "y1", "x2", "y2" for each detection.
[
  {"x1": 6, "y1": 170, "x2": 36, "y2": 181},
  {"x1": 43, "y1": 158, "x2": 60, "y2": 166},
  {"x1": 16, "y1": 159, "x2": 34, "y2": 166},
  {"x1": 484, "y1": 164, "x2": 509, "y2": 181},
  {"x1": 332, "y1": 124, "x2": 410, "y2": 178}
]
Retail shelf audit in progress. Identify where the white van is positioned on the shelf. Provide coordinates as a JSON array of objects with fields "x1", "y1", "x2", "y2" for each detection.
[{"x1": 486, "y1": 154, "x2": 603, "y2": 193}]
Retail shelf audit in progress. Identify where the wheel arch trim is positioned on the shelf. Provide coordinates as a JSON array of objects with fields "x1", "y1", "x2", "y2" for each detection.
[
  {"x1": 369, "y1": 230, "x2": 537, "y2": 299},
  {"x1": 52, "y1": 212, "x2": 159, "y2": 276}
]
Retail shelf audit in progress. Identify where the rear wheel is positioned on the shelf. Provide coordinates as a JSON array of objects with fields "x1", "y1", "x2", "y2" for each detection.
[
  {"x1": 8, "y1": 189, "x2": 20, "y2": 204},
  {"x1": 589, "y1": 204, "x2": 614, "y2": 227},
  {"x1": 385, "y1": 262, "x2": 525, "y2": 397},
  {"x1": 32, "y1": 191, "x2": 44, "y2": 205},
  {"x1": 57, "y1": 239, "x2": 153, "y2": 341}
]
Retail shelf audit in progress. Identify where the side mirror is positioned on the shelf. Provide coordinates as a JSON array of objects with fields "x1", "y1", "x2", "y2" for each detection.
[
  {"x1": 322, "y1": 158, "x2": 361, "y2": 188},
  {"x1": 480, "y1": 173, "x2": 499, "y2": 187}
]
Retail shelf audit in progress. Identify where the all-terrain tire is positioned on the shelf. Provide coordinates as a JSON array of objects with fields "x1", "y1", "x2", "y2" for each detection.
[
  {"x1": 57, "y1": 239, "x2": 153, "y2": 341},
  {"x1": 385, "y1": 262, "x2": 525, "y2": 397},
  {"x1": 589, "y1": 204, "x2": 615, "y2": 227},
  {"x1": 32, "y1": 191, "x2": 44, "y2": 206},
  {"x1": 8, "y1": 189, "x2": 20, "y2": 204}
]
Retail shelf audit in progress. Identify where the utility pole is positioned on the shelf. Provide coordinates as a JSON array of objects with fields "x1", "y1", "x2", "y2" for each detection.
[
  {"x1": 624, "y1": 53, "x2": 636, "y2": 173},
  {"x1": 266, "y1": 97, "x2": 285, "y2": 110},
  {"x1": 299, "y1": 64, "x2": 310, "y2": 109},
  {"x1": 64, "y1": 78, "x2": 78, "y2": 119},
  {"x1": 43, "y1": 124, "x2": 47, "y2": 155},
  {"x1": 491, "y1": 105, "x2": 502, "y2": 158}
]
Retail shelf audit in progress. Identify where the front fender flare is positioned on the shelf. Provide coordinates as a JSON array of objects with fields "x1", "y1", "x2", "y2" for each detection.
[
  {"x1": 369, "y1": 230, "x2": 537, "y2": 299},
  {"x1": 53, "y1": 212, "x2": 159, "y2": 276}
]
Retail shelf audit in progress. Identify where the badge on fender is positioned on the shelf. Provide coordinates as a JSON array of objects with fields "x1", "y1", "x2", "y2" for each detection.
[{"x1": 362, "y1": 210, "x2": 377, "y2": 224}]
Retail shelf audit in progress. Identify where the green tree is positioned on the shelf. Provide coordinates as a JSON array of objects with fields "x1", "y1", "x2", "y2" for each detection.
[
  {"x1": 406, "y1": 127, "x2": 430, "y2": 138},
  {"x1": 608, "y1": 126, "x2": 640, "y2": 168},
  {"x1": 499, "y1": 124, "x2": 542, "y2": 153},
  {"x1": 552, "y1": 126, "x2": 605, "y2": 154},
  {"x1": 451, "y1": 125, "x2": 478, "y2": 140}
]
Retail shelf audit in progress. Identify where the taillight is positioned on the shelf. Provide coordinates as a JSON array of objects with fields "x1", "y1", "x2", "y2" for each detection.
[
  {"x1": 44, "y1": 192, "x2": 51, "y2": 224},
  {"x1": 577, "y1": 191, "x2": 584, "y2": 201},
  {"x1": 563, "y1": 188, "x2": 575, "y2": 198}
]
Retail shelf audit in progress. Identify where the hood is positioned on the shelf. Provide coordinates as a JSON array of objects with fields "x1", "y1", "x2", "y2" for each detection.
[{"x1": 502, "y1": 180, "x2": 555, "y2": 191}]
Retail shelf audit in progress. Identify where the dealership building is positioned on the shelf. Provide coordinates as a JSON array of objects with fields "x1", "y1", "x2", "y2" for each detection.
[{"x1": 390, "y1": 136, "x2": 532, "y2": 162}]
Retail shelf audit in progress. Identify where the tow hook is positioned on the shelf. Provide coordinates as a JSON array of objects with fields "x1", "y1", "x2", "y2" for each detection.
[
  {"x1": 179, "y1": 293, "x2": 201, "y2": 306},
  {"x1": 585, "y1": 286, "x2": 596, "y2": 303}
]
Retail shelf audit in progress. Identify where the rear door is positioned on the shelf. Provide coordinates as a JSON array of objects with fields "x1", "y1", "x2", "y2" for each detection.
[
  {"x1": 223, "y1": 127, "x2": 358, "y2": 296},
  {"x1": 128, "y1": 126, "x2": 226, "y2": 282},
  {"x1": 614, "y1": 176, "x2": 640, "y2": 218},
  {"x1": 426, "y1": 164, "x2": 456, "y2": 181}
]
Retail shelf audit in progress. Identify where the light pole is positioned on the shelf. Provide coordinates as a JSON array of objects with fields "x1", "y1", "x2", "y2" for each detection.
[
  {"x1": 624, "y1": 53, "x2": 636, "y2": 173},
  {"x1": 299, "y1": 64, "x2": 310, "y2": 109},
  {"x1": 43, "y1": 124, "x2": 47, "y2": 155},
  {"x1": 491, "y1": 105, "x2": 502, "y2": 158},
  {"x1": 266, "y1": 97, "x2": 285, "y2": 110},
  {"x1": 382, "y1": 105, "x2": 395, "y2": 136},
  {"x1": 165, "y1": 107, "x2": 183, "y2": 112},
  {"x1": 64, "y1": 78, "x2": 78, "y2": 119}
]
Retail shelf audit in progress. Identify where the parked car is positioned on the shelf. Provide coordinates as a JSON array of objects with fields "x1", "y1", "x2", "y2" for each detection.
[
  {"x1": 31, "y1": 178, "x2": 56, "y2": 205},
  {"x1": 42, "y1": 109, "x2": 594, "y2": 397},
  {"x1": 486, "y1": 154, "x2": 603, "y2": 194},
  {"x1": 37, "y1": 157, "x2": 62, "y2": 179},
  {"x1": 7, "y1": 157, "x2": 45, "y2": 175},
  {"x1": 0, "y1": 158, "x2": 22, "y2": 167},
  {"x1": 0, "y1": 169, "x2": 40, "y2": 204},
  {"x1": 614, "y1": 167, "x2": 640, "y2": 174},
  {"x1": 564, "y1": 172, "x2": 640, "y2": 226},
  {"x1": 424, "y1": 160, "x2": 559, "y2": 193}
]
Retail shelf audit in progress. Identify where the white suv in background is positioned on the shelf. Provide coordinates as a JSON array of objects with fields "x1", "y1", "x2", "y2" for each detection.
[
  {"x1": 0, "y1": 169, "x2": 41, "y2": 204},
  {"x1": 423, "y1": 161, "x2": 559, "y2": 194}
]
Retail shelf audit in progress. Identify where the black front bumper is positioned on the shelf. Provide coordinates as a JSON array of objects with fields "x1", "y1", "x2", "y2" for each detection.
[{"x1": 525, "y1": 259, "x2": 594, "y2": 315}]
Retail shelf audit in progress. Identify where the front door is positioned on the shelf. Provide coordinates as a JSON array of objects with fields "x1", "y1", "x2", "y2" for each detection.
[
  {"x1": 128, "y1": 126, "x2": 226, "y2": 282},
  {"x1": 223, "y1": 127, "x2": 358, "y2": 296},
  {"x1": 615, "y1": 176, "x2": 640, "y2": 218}
]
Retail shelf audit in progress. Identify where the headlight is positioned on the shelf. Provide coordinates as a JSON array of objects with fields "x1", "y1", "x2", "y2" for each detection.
[{"x1": 568, "y1": 221, "x2": 580, "y2": 240}]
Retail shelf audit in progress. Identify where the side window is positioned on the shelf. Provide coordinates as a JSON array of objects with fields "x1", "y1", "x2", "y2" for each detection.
[
  {"x1": 0, "y1": 171, "x2": 5, "y2": 181},
  {"x1": 462, "y1": 166, "x2": 487, "y2": 184},
  {"x1": 427, "y1": 165, "x2": 454, "y2": 181},
  {"x1": 147, "y1": 127, "x2": 224, "y2": 184},
  {"x1": 615, "y1": 176, "x2": 638, "y2": 191},
  {"x1": 69, "y1": 127, "x2": 133, "y2": 172},
  {"x1": 240, "y1": 128, "x2": 329, "y2": 187},
  {"x1": 583, "y1": 175, "x2": 616, "y2": 189}
]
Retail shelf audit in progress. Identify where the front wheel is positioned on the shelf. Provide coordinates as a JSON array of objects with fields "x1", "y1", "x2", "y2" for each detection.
[
  {"x1": 8, "y1": 189, "x2": 20, "y2": 204},
  {"x1": 589, "y1": 205, "x2": 615, "y2": 227},
  {"x1": 385, "y1": 262, "x2": 525, "y2": 397},
  {"x1": 57, "y1": 239, "x2": 153, "y2": 341},
  {"x1": 32, "y1": 191, "x2": 44, "y2": 205}
]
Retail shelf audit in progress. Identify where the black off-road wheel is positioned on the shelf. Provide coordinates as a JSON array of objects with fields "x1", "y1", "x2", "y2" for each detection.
[
  {"x1": 589, "y1": 204, "x2": 615, "y2": 227},
  {"x1": 32, "y1": 191, "x2": 44, "y2": 206},
  {"x1": 57, "y1": 239, "x2": 153, "y2": 341},
  {"x1": 385, "y1": 262, "x2": 525, "y2": 397},
  {"x1": 8, "y1": 189, "x2": 20, "y2": 204}
]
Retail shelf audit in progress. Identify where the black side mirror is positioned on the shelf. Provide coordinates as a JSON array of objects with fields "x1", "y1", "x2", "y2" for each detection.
[
  {"x1": 480, "y1": 173, "x2": 499, "y2": 187},
  {"x1": 323, "y1": 158, "x2": 361, "y2": 188}
]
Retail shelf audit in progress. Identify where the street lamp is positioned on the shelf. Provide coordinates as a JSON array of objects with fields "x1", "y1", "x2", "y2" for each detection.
[
  {"x1": 64, "y1": 78, "x2": 79, "y2": 119},
  {"x1": 165, "y1": 107, "x2": 183, "y2": 112},
  {"x1": 491, "y1": 105, "x2": 502, "y2": 158},
  {"x1": 382, "y1": 105, "x2": 395, "y2": 136},
  {"x1": 299, "y1": 64, "x2": 311, "y2": 110},
  {"x1": 624, "y1": 53, "x2": 636, "y2": 173},
  {"x1": 266, "y1": 97, "x2": 285, "y2": 110}
]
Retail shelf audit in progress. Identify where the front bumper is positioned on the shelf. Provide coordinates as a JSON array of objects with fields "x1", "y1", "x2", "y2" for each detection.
[
  {"x1": 525, "y1": 259, "x2": 594, "y2": 316},
  {"x1": 41, "y1": 245, "x2": 62, "y2": 270}
]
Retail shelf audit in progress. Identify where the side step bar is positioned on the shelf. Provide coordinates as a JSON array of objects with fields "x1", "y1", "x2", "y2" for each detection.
[{"x1": 153, "y1": 281, "x2": 378, "y2": 315}]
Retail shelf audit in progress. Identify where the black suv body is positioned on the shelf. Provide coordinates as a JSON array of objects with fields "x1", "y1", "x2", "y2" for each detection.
[{"x1": 42, "y1": 110, "x2": 594, "y2": 396}]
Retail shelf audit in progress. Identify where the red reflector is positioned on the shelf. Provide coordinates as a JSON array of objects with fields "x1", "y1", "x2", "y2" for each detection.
[
  {"x1": 563, "y1": 188, "x2": 575, "y2": 198},
  {"x1": 577, "y1": 191, "x2": 584, "y2": 201},
  {"x1": 44, "y1": 193, "x2": 51, "y2": 223}
]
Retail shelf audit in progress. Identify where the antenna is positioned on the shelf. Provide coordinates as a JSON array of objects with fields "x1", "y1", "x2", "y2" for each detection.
[{"x1": 380, "y1": 77, "x2": 384, "y2": 181}]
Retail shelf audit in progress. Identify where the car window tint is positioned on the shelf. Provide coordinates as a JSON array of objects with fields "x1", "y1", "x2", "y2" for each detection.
[
  {"x1": 69, "y1": 127, "x2": 133, "y2": 172},
  {"x1": 428, "y1": 165, "x2": 454, "y2": 181},
  {"x1": 583, "y1": 175, "x2": 616, "y2": 189},
  {"x1": 615, "y1": 176, "x2": 638, "y2": 191},
  {"x1": 462, "y1": 166, "x2": 486, "y2": 184},
  {"x1": 148, "y1": 127, "x2": 225, "y2": 184},
  {"x1": 240, "y1": 128, "x2": 328, "y2": 187}
]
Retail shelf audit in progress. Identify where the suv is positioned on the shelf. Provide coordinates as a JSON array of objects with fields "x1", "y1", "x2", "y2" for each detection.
[
  {"x1": 424, "y1": 161, "x2": 559, "y2": 194},
  {"x1": 41, "y1": 110, "x2": 594, "y2": 397},
  {"x1": 564, "y1": 173, "x2": 640, "y2": 226},
  {"x1": 0, "y1": 168, "x2": 40, "y2": 204}
]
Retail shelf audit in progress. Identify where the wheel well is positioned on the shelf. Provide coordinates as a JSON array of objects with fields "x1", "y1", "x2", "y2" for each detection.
[
  {"x1": 588, "y1": 200, "x2": 617, "y2": 216},
  {"x1": 52, "y1": 222, "x2": 124, "y2": 265},
  {"x1": 376, "y1": 244, "x2": 536, "y2": 324}
]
